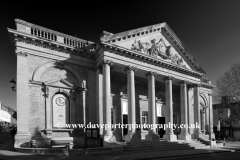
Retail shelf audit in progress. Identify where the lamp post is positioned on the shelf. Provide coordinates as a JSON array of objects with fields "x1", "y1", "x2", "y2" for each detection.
[{"x1": 9, "y1": 79, "x2": 16, "y2": 91}]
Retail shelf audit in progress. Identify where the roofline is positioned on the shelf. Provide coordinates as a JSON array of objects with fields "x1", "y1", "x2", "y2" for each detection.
[{"x1": 15, "y1": 19, "x2": 94, "y2": 44}]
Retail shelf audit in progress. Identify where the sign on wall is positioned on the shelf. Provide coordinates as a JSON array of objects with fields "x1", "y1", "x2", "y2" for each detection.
[
  {"x1": 0, "y1": 110, "x2": 11, "y2": 123},
  {"x1": 52, "y1": 94, "x2": 69, "y2": 128}
]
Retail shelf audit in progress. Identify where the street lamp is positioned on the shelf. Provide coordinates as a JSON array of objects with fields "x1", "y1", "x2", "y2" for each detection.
[{"x1": 9, "y1": 79, "x2": 16, "y2": 91}]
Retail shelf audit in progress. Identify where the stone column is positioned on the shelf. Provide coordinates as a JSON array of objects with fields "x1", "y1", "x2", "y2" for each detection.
[
  {"x1": 163, "y1": 76, "x2": 177, "y2": 141},
  {"x1": 202, "y1": 108, "x2": 206, "y2": 134},
  {"x1": 44, "y1": 86, "x2": 52, "y2": 137},
  {"x1": 145, "y1": 71, "x2": 159, "y2": 141},
  {"x1": 193, "y1": 84, "x2": 201, "y2": 138},
  {"x1": 96, "y1": 67, "x2": 103, "y2": 136},
  {"x1": 179, "y1": 81, "x2": 191, "y2": 141},
  {"x1": 102, "y1": 60, "x2": 113, "y2": 144},
  {"x1": 124, "y1": 66, "x2": 137, "y2": 142},
  {"x1": 80, "y1": 89, "x2": 87, "y2": 129},
  {"x1": 15, "y1": 51, "x2": 31, "y2": 147},
  {"x1": 187, "y1": 87, "x2": 194, "y2": 137},
  {"x1": 208, "y1": 93, "x2": 215, "y2": 140}
]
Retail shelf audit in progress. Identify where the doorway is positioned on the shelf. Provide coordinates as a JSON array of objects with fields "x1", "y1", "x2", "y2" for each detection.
[
  {"x1": 123, "y1": 115, "x2": 128, "y2": 136},
  {"x1": 157, "y1": 117, "x2": 165, "y2": 138}
]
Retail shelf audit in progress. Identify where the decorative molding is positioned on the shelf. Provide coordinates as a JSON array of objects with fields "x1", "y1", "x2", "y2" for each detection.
[
  {"x1": 163, "y1": 76, "x2": 174, "y2": 81},
  {"x1": 101, "y1": 59, "x2": 113, "y2": 66},
  {"x1": 179, "y1": 80, "x2": 189, "y2": 85},
  {"x1": 200, "y1": 83, "x2": 214, "y2": 89},
  {"x1": 15, "y1": 51, "x2": 28, "y2": 57},
  {"x1": 190, "y1": 83, "x2": 201, "y2": 88},
  {"x1": 145, "y1": 71, "x2": 158, "y2": 77},
  {"x1": 55, "y1": 61, "x2": 65, "y2": 69},
  {"x1": 101, "y1": 42, "x2": 203, "y2": 78},
  {"x1": 124, "y1": 65, "x2": 137, "y2": 72}
]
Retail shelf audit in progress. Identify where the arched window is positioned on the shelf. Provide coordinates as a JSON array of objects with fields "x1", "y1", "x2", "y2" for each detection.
[{"x1": 52, "y1": 93, "x2": 70, "y2": 128}]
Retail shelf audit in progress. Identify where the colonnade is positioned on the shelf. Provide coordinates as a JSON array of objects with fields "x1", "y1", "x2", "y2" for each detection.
[{"x1": 99, "y1": 59, "x2": 213, "y2": 143}]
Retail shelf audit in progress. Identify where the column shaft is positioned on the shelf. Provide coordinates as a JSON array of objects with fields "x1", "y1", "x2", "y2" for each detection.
[
  {"x1": 102, "y1": 60, "x2": 112, "y2": 137},
  {"x1": 163, "y1": 77, "x2": 177, "y2": 141},
  {"x1": 96, "y1": 68, "x2": 103, "y2": 135},
  {"x1": 127, "y1": 67, "x2": 136, "y2": 134},
  {"x1": 194, "y1": 85, "x2": 201, "y2": 138},
  {"x1": 179, "y1": 81, "x2": 191, "y2": 141},
  {"x1": 147, "y1": 72, "x2": 157, "y2": 132},
  {"x1": 209, "y1": 94, "x2": 215, "y2": 140}
]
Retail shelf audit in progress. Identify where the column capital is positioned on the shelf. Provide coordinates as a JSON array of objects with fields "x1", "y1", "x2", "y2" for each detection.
[
  {"x1": 208, "y1": 93, "x2": 212, "y2": 96},
  {"x1": 145, "y1": 71, "x2": 158, "y2": 77},
  {"x1": 124, "y1": 65, "x2": 137, "y2": 72},
  {"x1": 101, "y1": 59, "x2": 113, "y2": 66},
  {"x1": 163, "y1": 76, "x2": 174, "y2": 81},
  {"x1": 16, "y1": 51, "x2": 28, "y2": 57},
  {"x1": 179, "y1": 80, "x2": 189, "y2": 85}
]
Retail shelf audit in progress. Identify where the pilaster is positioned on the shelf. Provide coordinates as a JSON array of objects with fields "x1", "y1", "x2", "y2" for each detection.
[{"x1": 15, "y1": 51, "x2": 31, "y2": 148}]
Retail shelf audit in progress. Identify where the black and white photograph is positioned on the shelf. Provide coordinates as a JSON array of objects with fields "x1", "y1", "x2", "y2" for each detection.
[{"x1": 1, "y1": 1, "x2": 240, "y2": 159}]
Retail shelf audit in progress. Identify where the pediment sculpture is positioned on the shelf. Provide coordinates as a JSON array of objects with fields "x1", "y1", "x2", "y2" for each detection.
[{"x1": 131, "y1": 38, "x2": 184, "y2": 67}]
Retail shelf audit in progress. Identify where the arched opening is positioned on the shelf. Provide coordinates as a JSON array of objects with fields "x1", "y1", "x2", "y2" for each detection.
[{"x1": 52, "y1": 93, "x2": 70, "y2": 128}]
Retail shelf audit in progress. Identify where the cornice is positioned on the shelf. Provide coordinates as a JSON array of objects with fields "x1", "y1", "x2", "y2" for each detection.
[
  {"x1": 101, "y1": 42, "x2": 203, "y2": 78},
  {"x1": 8, "y1": 29, "x2": 96, "y2": 59},
  {"x1": 200, "y1": 83, "x2": 215, "y2": 90}
]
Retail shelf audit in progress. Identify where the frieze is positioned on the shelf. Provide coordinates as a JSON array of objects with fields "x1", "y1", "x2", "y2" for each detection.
[
  {"x1": 102, "y1": 43, "x2": 203, "y2": 78},
  {"x1": 131, "y1": 38, "x2": 185, "y2": 67}
]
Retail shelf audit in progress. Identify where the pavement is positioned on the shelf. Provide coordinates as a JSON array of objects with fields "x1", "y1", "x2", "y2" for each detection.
[{"x1": 0, "y1": 141, "x2": 240, "y2": 160}]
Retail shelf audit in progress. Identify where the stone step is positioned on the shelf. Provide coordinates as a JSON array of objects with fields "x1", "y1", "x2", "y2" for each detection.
[
  {"x1": 125, "y1": 147, "x2": 195, "y2": 153},
  {"x1": 125, "y1": 145, "x2": 192, "y2": 150}
]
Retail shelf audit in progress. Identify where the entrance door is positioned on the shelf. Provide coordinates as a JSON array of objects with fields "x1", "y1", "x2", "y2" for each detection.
[
  {"x1": 123, "y1": 115, "x2": 128, "y2": 136},
  {"x1": 157, "y1": 117, "x2": 165, "y2": 138}
]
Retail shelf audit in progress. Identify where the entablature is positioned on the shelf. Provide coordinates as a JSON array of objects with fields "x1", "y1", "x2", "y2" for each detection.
[{"x1": 98, "y1": 42, "x2": 204, "y2": 79}]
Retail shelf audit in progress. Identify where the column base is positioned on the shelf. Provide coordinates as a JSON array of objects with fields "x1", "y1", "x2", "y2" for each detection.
[
  {"x1": 103, "y1": 132, "x2": 114, "y2": 147},
  {"x1": 145, "y1": 132, "x2": 159, "y2": 142},
  {"x1": 124, "y1": 131, "x2": 141, "y2": 143},
  {"x1": 209, "y1": 133, "x2": 216, "y2": 141},
  {"x1": 163, "y1": 133, "x2": 177, "y2": 142},
  {"x1": 178, "y1": 133, "x2": 192, "y2": 141},
  {"x1": 193, "y1": 131, "x2": 201, "y2": 139},
  {"x1": 14, "y1": 132, "x2": 31, "y2": 148}
]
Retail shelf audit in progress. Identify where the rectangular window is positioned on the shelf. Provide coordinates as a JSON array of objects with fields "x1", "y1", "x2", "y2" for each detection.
[
  {"x1": 122, "y1": 101, "x2": 128, "y2": 115},
  {"x1": 156, "y1": 104, "x2": 162, "y2": 117},
  {"x1": 142, "y1": 111, "x2": 148, "y2": 130}
]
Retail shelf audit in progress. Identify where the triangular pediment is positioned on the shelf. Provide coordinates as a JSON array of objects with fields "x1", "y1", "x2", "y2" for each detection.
[{"x1": 101, "y1": 23, "x2": 205, "y2": 73}]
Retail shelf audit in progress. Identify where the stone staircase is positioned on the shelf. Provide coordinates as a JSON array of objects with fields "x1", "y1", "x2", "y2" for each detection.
[{"x1": 124, "y1": 139, "x2": 210, "y2": 153}]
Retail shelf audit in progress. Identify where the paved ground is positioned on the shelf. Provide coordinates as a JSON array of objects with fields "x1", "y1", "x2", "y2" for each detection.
[{"x1": 0, "y1": 141, "x2": 240, "y2": 160}]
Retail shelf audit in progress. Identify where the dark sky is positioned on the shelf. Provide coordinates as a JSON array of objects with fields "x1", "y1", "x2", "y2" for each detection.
[{"x1": 1, "y1": 0, "x2": 240, "y2": 110}]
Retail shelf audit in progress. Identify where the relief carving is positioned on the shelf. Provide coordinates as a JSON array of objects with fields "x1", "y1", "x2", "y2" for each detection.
[{"x1": 131, "y1": 38, "x2": 184, "y2": 66}]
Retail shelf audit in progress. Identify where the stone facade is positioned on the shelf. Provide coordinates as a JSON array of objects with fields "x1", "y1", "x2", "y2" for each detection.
[{"x1": 8, "y1": 19, "x2": 215, "y2": 148}]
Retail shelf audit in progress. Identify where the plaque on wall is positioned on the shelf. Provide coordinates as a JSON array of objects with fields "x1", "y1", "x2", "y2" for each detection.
[{"x1": 52, "y1": 94, "x2": 69, "y2": 128}]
